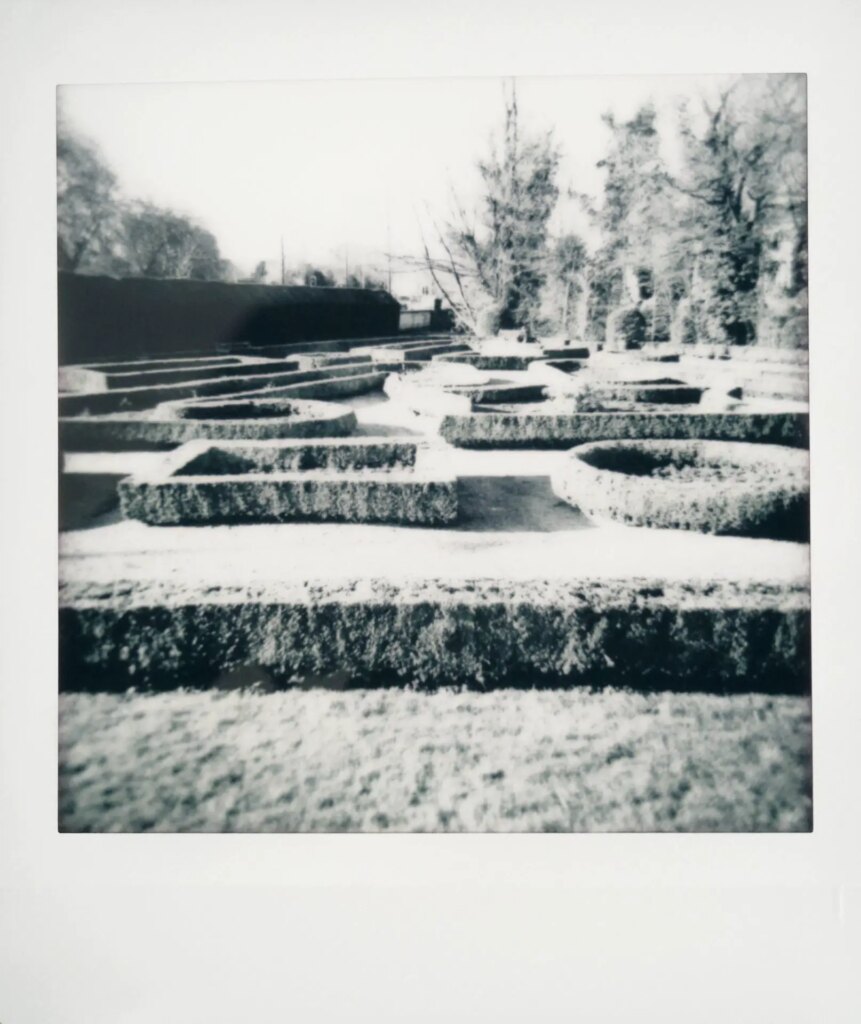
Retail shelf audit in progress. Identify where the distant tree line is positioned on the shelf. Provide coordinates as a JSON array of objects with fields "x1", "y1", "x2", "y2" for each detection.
[
  {"x1": 57, "y1": 116, "x2": 235, "y2": 282},
  {"x1": 56, "y1": 116, "x2": 390, "y2": 290},
  {"x1": 421, "y1": 75, "x2": 807, "y2": 349}
]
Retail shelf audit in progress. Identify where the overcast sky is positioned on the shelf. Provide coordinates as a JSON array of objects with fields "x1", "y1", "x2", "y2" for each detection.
[{"x1": 59, "y1": 75, "x2": 735, "y2": 277}]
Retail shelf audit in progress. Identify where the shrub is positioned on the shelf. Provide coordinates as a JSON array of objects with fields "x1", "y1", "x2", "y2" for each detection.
[
  {"x1": 59, "y1": 398, "x2": 358, "y2": 451},
  {"x1": 439, "y1": 410, "x2": 809, "y2": 450},
  {"x1": 59, "y1": 576, "x2": 811, "y2": 693},
  {"x1": 552, "y1": 439, "x2": 809, "y2": 539}
]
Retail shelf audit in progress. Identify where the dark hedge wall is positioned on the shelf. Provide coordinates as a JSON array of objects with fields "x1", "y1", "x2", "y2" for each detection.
[{"x1": 58, "y1": 272, "x2": 401, "y2": 365}]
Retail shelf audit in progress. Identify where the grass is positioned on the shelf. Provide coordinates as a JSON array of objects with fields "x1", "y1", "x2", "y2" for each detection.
[{"x1": 59, "y1": 687, "x2": 811, "y2": 833}]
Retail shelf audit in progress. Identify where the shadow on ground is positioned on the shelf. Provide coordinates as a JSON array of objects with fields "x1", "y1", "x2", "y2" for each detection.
[
  {"x1": 353, "y1": 420, "x2": 425, "y2": 437},
  {"x1": 59, "y1": 473, "x2": 123, "y2": 531},
  {"x1": 455, "y1": 475, "x2": 592, "y2": 532}
]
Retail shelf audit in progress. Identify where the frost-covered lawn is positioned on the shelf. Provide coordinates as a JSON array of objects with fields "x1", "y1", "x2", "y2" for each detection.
[{"x1": 59, "y1": 688, "x2": 811, "y2": 832}]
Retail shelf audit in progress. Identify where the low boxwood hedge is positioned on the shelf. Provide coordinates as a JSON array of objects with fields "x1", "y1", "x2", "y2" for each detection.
[
  {"x1": 439, "y1": 410, "x2": 809, "y2": 449},
  {"x1": 552, "y1": 439, "x2": 809, "y2": 539},
  {"x1": 59, "y1": 398, "x2": 358, "y2": 451},
  {"x1": 58, "y1": 576, "x2": 810, "y2": 694}
]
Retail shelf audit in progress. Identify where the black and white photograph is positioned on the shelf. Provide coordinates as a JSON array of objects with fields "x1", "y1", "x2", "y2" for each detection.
[
  {"x1": 4, "y1": 0, "x2": 861, "y2": 1020},
  {"x1": 55, "y1": 72, "x2": 812, "y2": 833}
]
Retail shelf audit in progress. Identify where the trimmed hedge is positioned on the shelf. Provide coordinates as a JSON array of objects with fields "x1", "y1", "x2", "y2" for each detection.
[
  {"x1": 552, "y1": 440, "x2": 809, "y2": 538},
  {"x1": 540, "y1": 346, "x2": 591, "y2": 359},
  {"x1": 59, "y1": 398, "x2": 358, "y2": 451},
  {"x1": 59, "y1": 361, "x2": 374, "y2": 416},
  {"x1": 59, "y1": 356, "x2": 245, "y2": 393},
  {"x1": 447, "y1": 382, "x2": 548, "y2": 404},
  {"x1": 371, "y1": 343, "x2": 471, "y2": 362},
  {"x1": 58, "y1": 576, "x2": 810, "y2": 693},
  {"x1": 434, "y1": 352, "x2": 541, "y2": 371},
  {"x1": 174, "y1": 438, "x2": 417, "y2": 475},
  {"x1": 439, "y1": 410, "x2": 809, "y2": 449},
  {"x1": 246, "y1": 371, "x2": 388, "y2": 402},
  {"x1": 69, "y1": 357, "x2": 303, "y2": 393},
  {"x1": 589, "y1": 383, "x2": 704, "y2": 405},
  {"x1": 119, "y1": 469, "x2": 458, "y2": 527},
  {"x1": 294, "y1": 353, "x2": 373, "y2": 369}
]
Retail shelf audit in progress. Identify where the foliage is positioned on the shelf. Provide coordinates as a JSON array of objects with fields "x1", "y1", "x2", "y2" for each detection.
[
  {"x1": 345, "y1": 270, "x2": 387, "y2": 290},
  {"x1": 302, "y1": 266, "x2": 336, "y2": 287},
  {"x1": 673, "y1": 75, "x2": 807, "y2": 347},
  {"x1": 439, "y1": 408, "x2": 809, "y2": 449},
  {"x1": 558, "y1": 439, "x2": 809, "y2": 538},
  {"x1": 586, "y1": 104, "x2": 680, "y2": 344},
  {"x1": 122, "y1": 201, "x2": 226, "y2": 280},
  {"x1": 242, "y1": 260, "x2": 268, "y2": 284},
  {"x1": 546, "y1": 233, "x2": 588, "y2": 336},
  {"x1": 421, "y1": 85, "x2": 561, "y2": 334},
  {"x1": 57, "y1": 118, "x2": 230, "y2": 282},
  {"x1": 57, "y1": 116, "x2": 124, "y2": 273}
]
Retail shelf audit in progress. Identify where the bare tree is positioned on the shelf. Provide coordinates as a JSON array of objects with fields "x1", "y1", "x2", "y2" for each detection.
[{"x1": 418, "y1": 83, "x2": 560, "y2": 335}]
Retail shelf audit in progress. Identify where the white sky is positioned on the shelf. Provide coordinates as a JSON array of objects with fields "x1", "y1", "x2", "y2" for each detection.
[{"x1": 59, "y1": 75, "x2": 735, "y2": 277}]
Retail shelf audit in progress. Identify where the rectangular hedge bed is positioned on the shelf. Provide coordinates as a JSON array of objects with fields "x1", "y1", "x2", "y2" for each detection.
[
  {"x1": 168, "y1": 438, "x2": 418, "y2": 474},
  {"x1": 58, "y1": 361, "x2": 375, "y2": 416},
  {"x1": 244, "y1": 370, "x2": 389, "y2": 402},
  {"x1": 59, "y1": 356, "x2": 245, "y2": 392},
  {"x1": 439, "y1": 410, "x2": 809, "y2": 449},
  {"x1": 61, "y1": 358, "x2": 303, "y2": 393},
  {"x1": 58, "y1": 577, "x2": 810, "y2": 694},
  {"x1": 371, "y1": 343, "x2": 470, "y2": 362},
  {"x1": 118, "y1": 440, "x2": 455, "y2": 526},
  {"x1": 433, "y1": 353, "x2": 542, "y2": 371}
]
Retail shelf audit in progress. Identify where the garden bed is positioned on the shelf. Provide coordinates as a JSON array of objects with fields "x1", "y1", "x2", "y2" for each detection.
[
  {"x1": 117, "y1": 440, "x2": 456, "y2": 526},
  {"x1": 61, "y1": 357, "x2": 302, "y2": 393},
  {"x1": 439, "y1": 410, "x2": 809, "y2": 449},
  {"x1": 242, "y1": 370, "x2": 389, "y2": 402},
  {"x1": 588, "y1": 381, "x2": 705, "y2": 405},
  {"x1": 433, "y1": 352, "x2": 541, "y2": 371},
  {"x1": 58, "y1": 360, "x2": 376, "y2": 416},
  {"x1": 446, "y1": 382, "x2": 548, "y2": 404},
  {"x1": 175, "y1": 438, "x2": 417, "y2": 474},
  {"x1": 552, "y1": 439, "x2": 809, "y2": 538},
  {"x1": 539, "y1": 346, "x2": 591, "y2": 359},
  {"x1": 59, "y1": 397, "x2": 358, "y2": 450},
  {"x1": 59, "y1": 356, "x2": 245, "y2": 392},
  {"x1": 58, "y1": 576, "x2": 810, "y2": 694}
]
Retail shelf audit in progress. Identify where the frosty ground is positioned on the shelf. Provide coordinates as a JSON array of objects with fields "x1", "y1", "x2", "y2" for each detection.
[
  {"x1": 59, "y1": 353, "x2": 810, "y2": 832},
  {"x1": 59, "y1": 687, "x2": 811, "y2": 832}
]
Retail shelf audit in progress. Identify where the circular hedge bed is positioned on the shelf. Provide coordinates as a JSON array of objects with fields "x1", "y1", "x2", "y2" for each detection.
[
  {"x1": 155, "y1": 396, "x2": 357, "y2": 438},
  {"x1": 552, "y1": 439, "x2": 809, "y2": 539}
]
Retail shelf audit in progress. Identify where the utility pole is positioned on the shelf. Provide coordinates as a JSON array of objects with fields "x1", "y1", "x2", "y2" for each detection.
[
  {"x1": 386, "y1": 220, "x2": 392, "y2": 294},
  {"x1": 280, "y1": 235, "x2": 286, "y2": 286}
]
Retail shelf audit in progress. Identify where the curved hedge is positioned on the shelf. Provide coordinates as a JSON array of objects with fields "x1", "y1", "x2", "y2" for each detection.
[
  {"x1": 552, "y1": 439, "x2": 809, "y2": 539},
  {"x1": 439, "y1": 410, "x2": 809, "y2": 450},
  {"x1": 60, "y1": 398, "x2": 357, "y2": 451}
]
